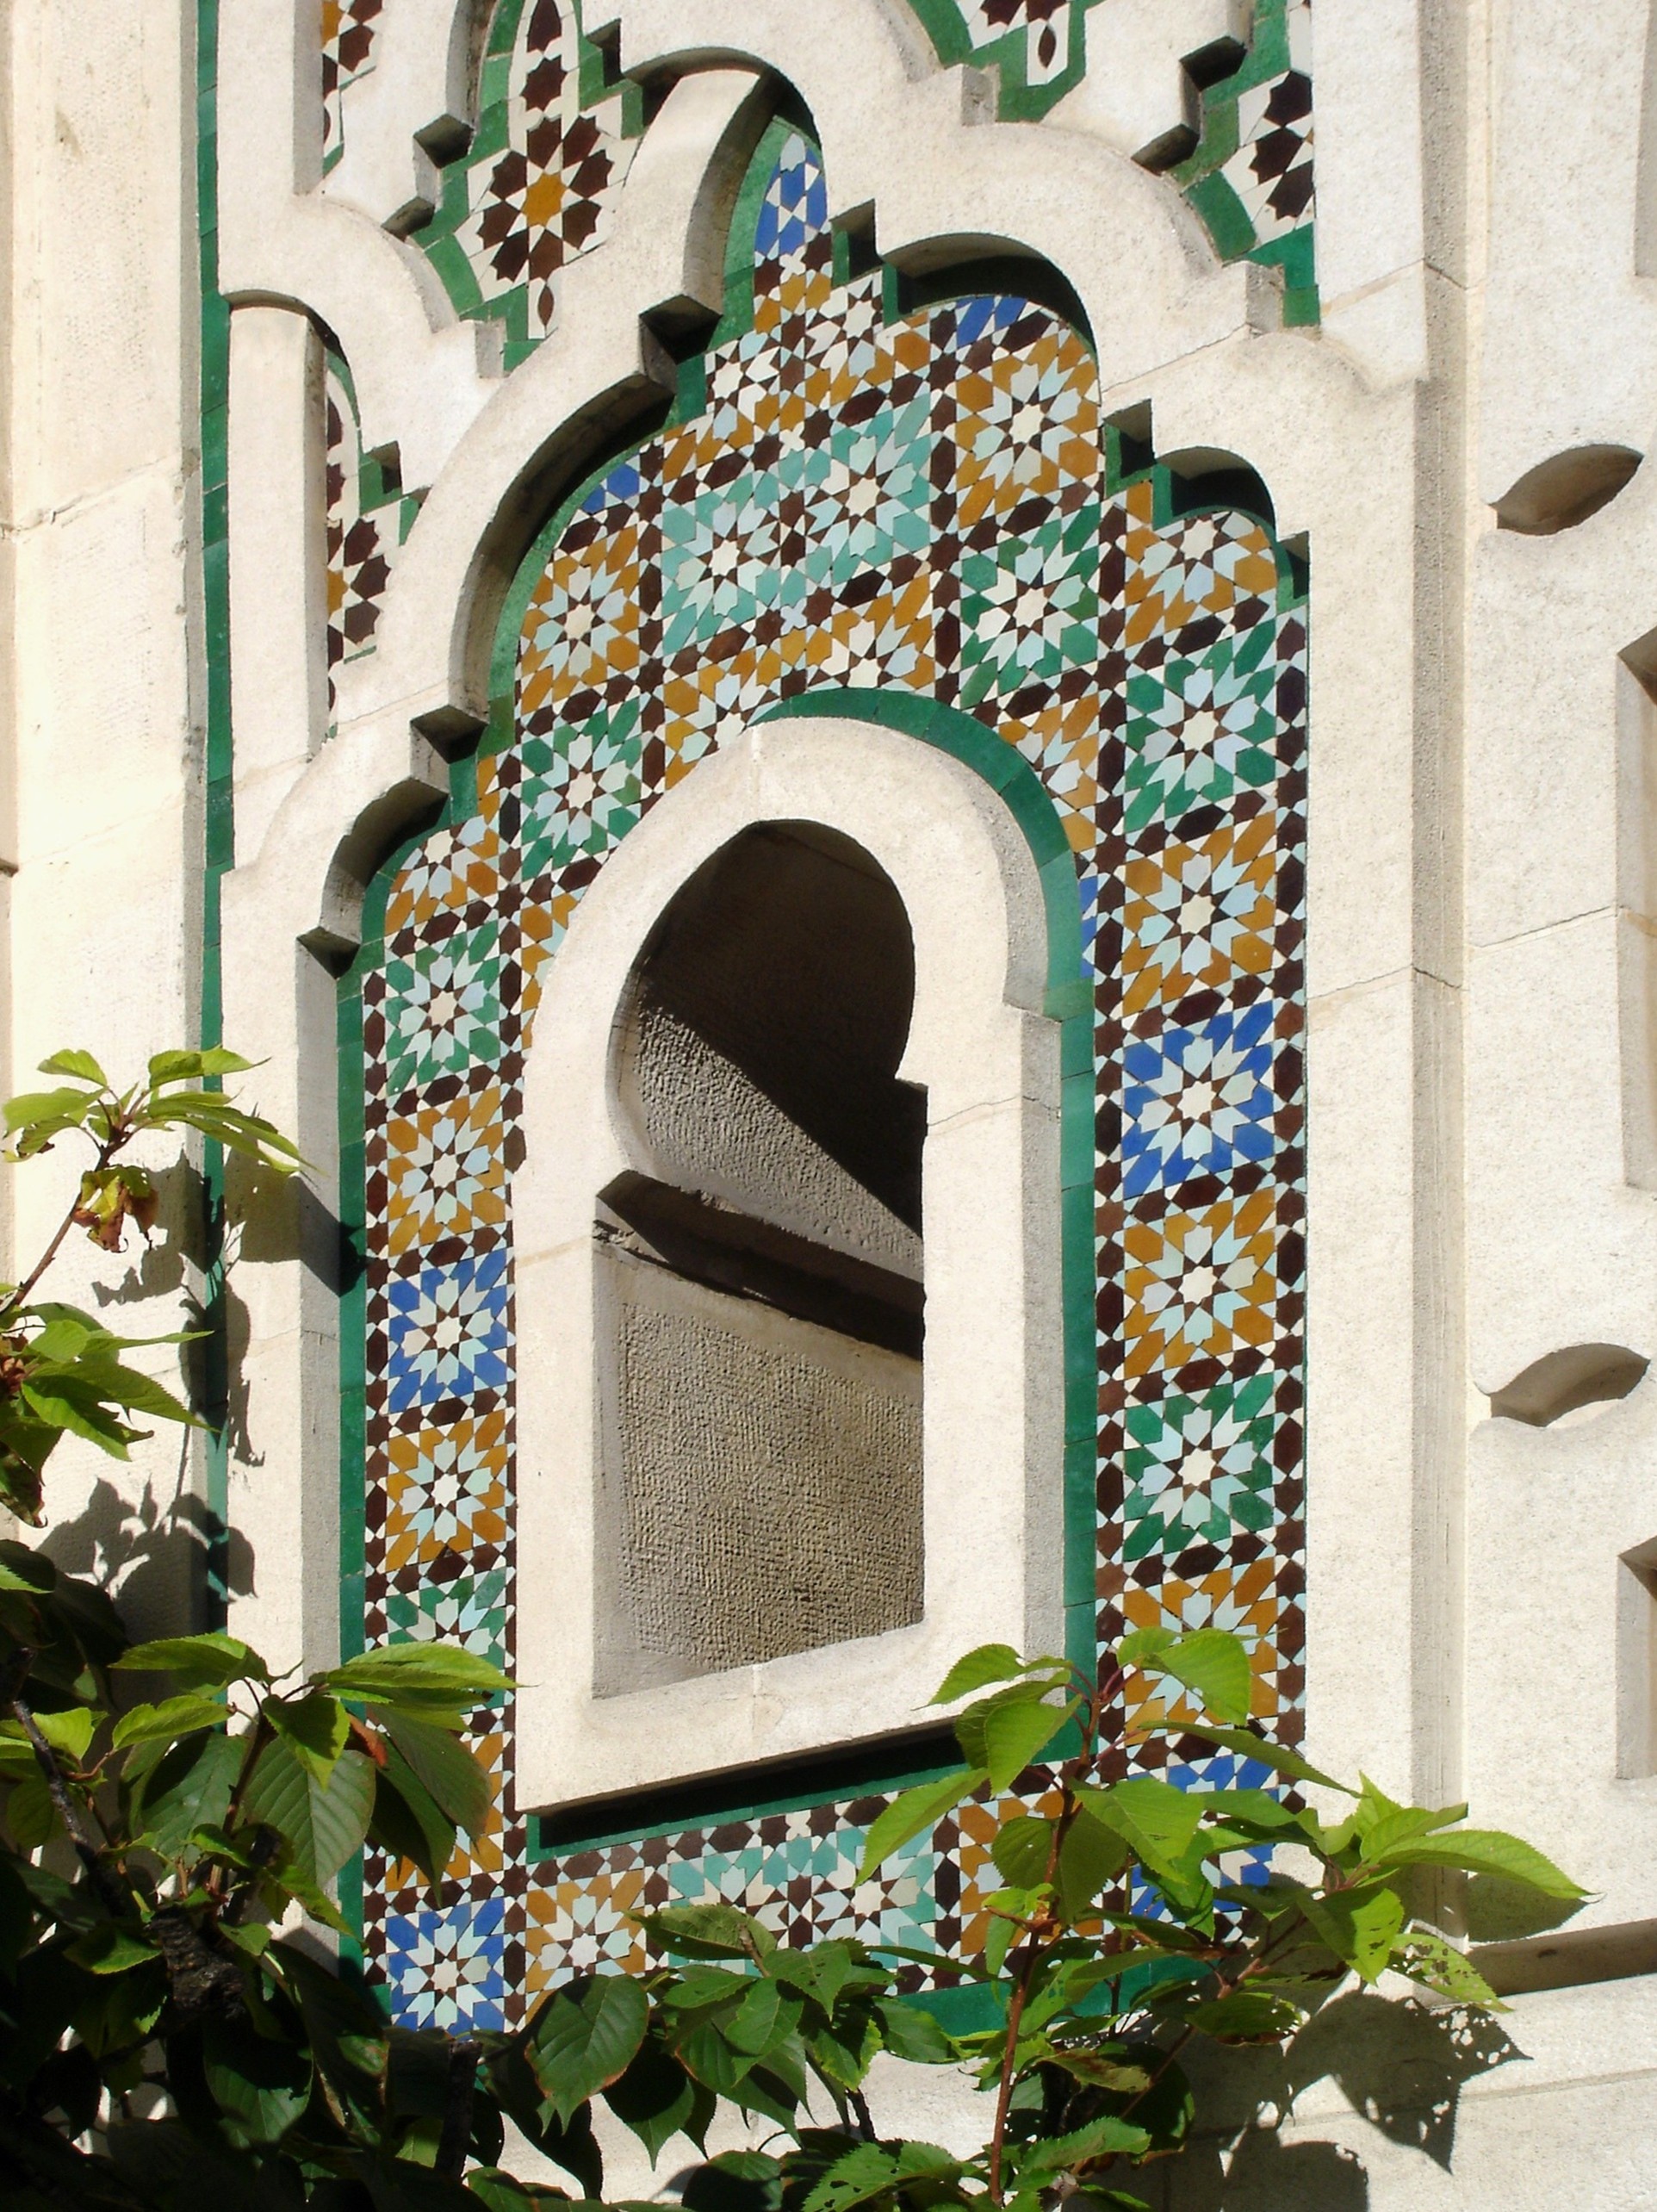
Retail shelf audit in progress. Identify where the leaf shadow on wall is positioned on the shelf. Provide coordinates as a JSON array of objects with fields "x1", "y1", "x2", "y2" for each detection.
[
  {"x1": 39, "y1": 1474, "x2": 252, "y2": 1643},
  {"x1": 1148, "y1": 1990, "x2": 1523, "y2": 2207}
]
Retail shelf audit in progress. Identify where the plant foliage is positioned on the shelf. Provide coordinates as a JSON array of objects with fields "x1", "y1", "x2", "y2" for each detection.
[
  {"x1": 0, "y1": 1052, "x2": 1586, "y2": 2206},
  {"x1": 0, "y1": 1049, "x2": 301, "y2": 1524}
]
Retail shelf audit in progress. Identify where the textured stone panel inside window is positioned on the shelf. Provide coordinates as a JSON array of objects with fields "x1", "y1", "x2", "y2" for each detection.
[
  {"x1": 594, "y1": 1257, "x2": 923, "y2": 1693},
  {"x1": 594, "y1": 822, "x2": 926, "y2": 1691}
]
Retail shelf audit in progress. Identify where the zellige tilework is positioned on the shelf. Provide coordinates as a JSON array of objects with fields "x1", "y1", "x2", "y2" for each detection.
[
  {"x1": 320, "y1": 0, "x2": 1315, "y2": 380},
  {"x1": 344, "y1": 121, "x2": 1308, "y2": 2029},
  {"x1": 325, "y1": 351, "x2": 420, "y2": 724}
]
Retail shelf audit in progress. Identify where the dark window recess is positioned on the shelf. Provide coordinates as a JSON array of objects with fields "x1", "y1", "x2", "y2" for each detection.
[{"x1": 593, "y1": 822, "x2": 928, "y2": 1695}]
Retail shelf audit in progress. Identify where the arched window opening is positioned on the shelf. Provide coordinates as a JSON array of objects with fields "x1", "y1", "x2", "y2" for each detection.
[{"x1": 591, "y1": 822, "x2": 927, "y2": 1696}]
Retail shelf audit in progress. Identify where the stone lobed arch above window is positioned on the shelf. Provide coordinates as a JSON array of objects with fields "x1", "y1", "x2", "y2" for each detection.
[
  {"x1": 339, "y1": 118, "x2": 1306, "y2": 2030},
  {"x1": 318, "y1": 0, "x2": 1316, "y2": 404}
]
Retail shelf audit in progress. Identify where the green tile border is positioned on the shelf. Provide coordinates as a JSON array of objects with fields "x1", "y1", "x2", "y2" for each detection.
[{"x1": 196, "y1": 0, "x2": 233, "y2": 1628}]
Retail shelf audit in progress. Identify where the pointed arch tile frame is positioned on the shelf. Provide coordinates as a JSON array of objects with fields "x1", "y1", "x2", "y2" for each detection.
[{"x1": 326, "y1": 116, "x2": 1306, "y2": 2014}]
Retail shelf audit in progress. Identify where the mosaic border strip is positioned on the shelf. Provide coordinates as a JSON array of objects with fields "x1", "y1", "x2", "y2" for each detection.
[{"x1": 325, "y1": 348, "x2": 423, "y2": 724}]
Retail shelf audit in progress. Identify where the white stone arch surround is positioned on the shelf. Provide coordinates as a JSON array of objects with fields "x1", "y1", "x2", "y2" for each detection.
[
  {"x1": 510, "y1": 714, "x2": 1062, "y2": 1808},
  {"x1": 219, "y1": 0, "x2": 1459, "y2": 1940},
  {"x1": 218, "y1": 0, "x2": 1277, "y2": 747}
]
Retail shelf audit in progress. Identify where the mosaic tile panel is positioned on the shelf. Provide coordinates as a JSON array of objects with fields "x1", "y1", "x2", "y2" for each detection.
[
  {"x1": 325, "y1": 352, "x2": 419, "y2": 723},
  {"x1": 411, "y1": 0, "x2": 637, "y2": 364},
  {"x1": 1176, "y1": 0, "x2": 1316, "y2": 321},
  {"x1": 344, "y1": 122, "x2": 1308, "y2": 2031}
]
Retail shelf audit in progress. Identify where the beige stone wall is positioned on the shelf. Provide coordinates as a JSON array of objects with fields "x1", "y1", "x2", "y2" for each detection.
[{"x1": 1, "y1": 0, "x2": 202, "y2": 1633}]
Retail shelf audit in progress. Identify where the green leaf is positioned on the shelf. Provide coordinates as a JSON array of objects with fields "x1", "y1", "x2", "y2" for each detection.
[
  {"x1": 1119, "y1": 1626, "x2": 1178, "y2": 1667},
  {"x1": 130, "y1": 1729, "x2": 244, "y2": 1857},
  {"x1": 930, "y1": 1644, "x2": 1027, "y2": 1704},
  {"x1": 68, "y1": 1357, "x2": 198, "y2": 1426},
  {"x1": 1184, "y1": 1990, "x2": 1302, "y2": 2043},
  {"x1": 992, "y1": 1815, "x2": 1055, "y2": 1891},
  {"x1": 803, "y1": 2141, "x2": 962, "y2": 2212},
  {"x1": 859, "y1": 1769, "x2": 985, "y2": 1880},
  {"x1": 0, "y1": 1737, "x2": 37, "y2": 1782},
  {"x1": 1371, "y1": 1828, "x2": 1586, "y2": 1899},
  {"x1": 873, "y1": 1998, "x2": 956, "y2": 2063},
  {"x1": 466, "y1": 2172, "x2": 575, "y2": 2210},
  {"x1": 375, "y1": 1706, "x2": 491, "y2": 1837},
  {"x1": 1157, "y1": 1630, "x2": 1253, "y2": 1724},
  {"x1": 642, "y1": 1902, "x2": 776, "y2": 1960},
  {"x1": 38, "y1": 1050, "x2": 109, "y2": 1087},
  {"x1": 490, "y1": 2041, "x2": 611, "y2": 2192},
  {"x1": 1042, "y1": 2047, "x2": 1156, "y2": 2094},
  {"x1": 148, "y1": 1047, "x2": 256, "y2": 1083},
  {"x1": 370, "y1": 1749, "x2": 458, "y2": 1887},
  {"x1": 984, "y1": 1698, "x2": 1070, "y2": 1792},
  {"x1": 0, "y1": 1545, "x2": 56, "y2": 1593},
  {"x1": 1076, "y1": 1779, "x2": 1202, "y2": 1879},
  {"x1": 984, "y1": 1886, "x2": 1040, "y2": 1976},
  {"x1": 1056, "y1": 1811, "x2": 1132, "y2": 1922},
  {"x1": 6, "y1": 1772, "x2": 55, "y2": 1848},
  {"x1": 529, "y1": 1974, "x2": 651, "y2": 2123},
  {"x1": 5, "y1": 1086, "x2": 101, "y2": 1132},
  {"x1": 725, "y1": 1976, "x2": 791, "y2": 2056},
  {"x1": 321, "y1": 1641, "x2": 509, "y2": 1712},
  {"x1": 1392, "y1": 1929, "x2": 1504, "y2": 2008},
  {"x1": 602, "y1": 2032, "x2": 702, "y2": 2164},
  {"x1": 201, "y1": 2013, "x2": 312, "y2": 2145},
  {"x1": 265, "y1": 1855, "x2": 352, "y2": 1940},
  {"x1": 1356, "y1": 1799, "x2": 1465, "y2": 1862},
  {"x1": 28, "y1": 1707, "x2": 95, "y2": 1761},
  {"x1": 111, "y1": 1693, "x2": 227, "y2": 1749},
  {"x1": 1018, "y1": 2111, "x2": 1152, "y2": 2174},
  {"x1": 28, "y1": 1317, "x2": 93, "y2": 1362},
  {"x1": 66, "y1": 1923, "x2": 159, "y2": 1977},
  {"x1": 239, "y1": 1737, "x2": 375, "y2": 1883},
  {"x1": 20, "y1": 1381, "x2": 139, "y2": 1457},
  {"x1": 682, "y1": 2149, "x2": 785, "y2": 2212},
  {"x1": 1305, "y1": 1882, "x2": 1406, "y2": 1983},
  {"x1": 116, "y1": 1631, "x2": 270, "y2": 1687},
  {"x1": 801, "y1": 2004, "x2": 882, "y2": 2095},
  {"x1": 766, "y1": 1940, "x2": 874, "y2": 2015},
  {"x1": 264, "y1": 1690, "x2": 349, "y2": 1784},
  {"x1": 1154, "y1": 1719, "x2": 1350, "y2": 1793}
]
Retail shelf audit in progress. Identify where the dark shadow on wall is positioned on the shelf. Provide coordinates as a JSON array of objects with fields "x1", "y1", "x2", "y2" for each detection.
[
  {"x1": 38, "y1": 1472, "x2": 253, "y2": 1643},
  {"x1": 1143, "y1": 1991, "x2": 1523, "y2": 2208}
]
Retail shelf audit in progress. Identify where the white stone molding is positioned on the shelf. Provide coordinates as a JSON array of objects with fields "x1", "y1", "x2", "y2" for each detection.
[
  {"x1": 510, "y1": 713, "x2": 1063, "y2": 1811},
  {"x1": 1466, "y1": 460, "x2": 1657, "y2": 1394},
  {"x1": 227, "y1": 306, "x2": 328, "y2": 862},
  {"x1": 1309, "y1": 0, "x2": 1433, "y2": 389},
  {"x1": 323, "y1": 0, "x2": 478, "y2": 230},
  {"x1": 606, "y1": 0, "x2": 1267, "y2": 393},
  {"x1": 220, "y1": 0, "x2": 1274, "y2": 564},
  {"x1": 1481, "y1": 0, "x2": 1657, "y2": 497},
  {"x1": 218, "y1": 0, "x2": 500, "y2": 491},
  {"x1": 1052, "y1": 0, "x2": 1246, "y2": 168},
  {"x1": 1467, "y1": 1376, "x2": 1657, "y2": 1935}
]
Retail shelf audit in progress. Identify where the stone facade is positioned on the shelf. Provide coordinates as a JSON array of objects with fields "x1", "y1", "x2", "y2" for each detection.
[{"x1": 4, "y1": 1, "x2": 1657, "y2": 2202}]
